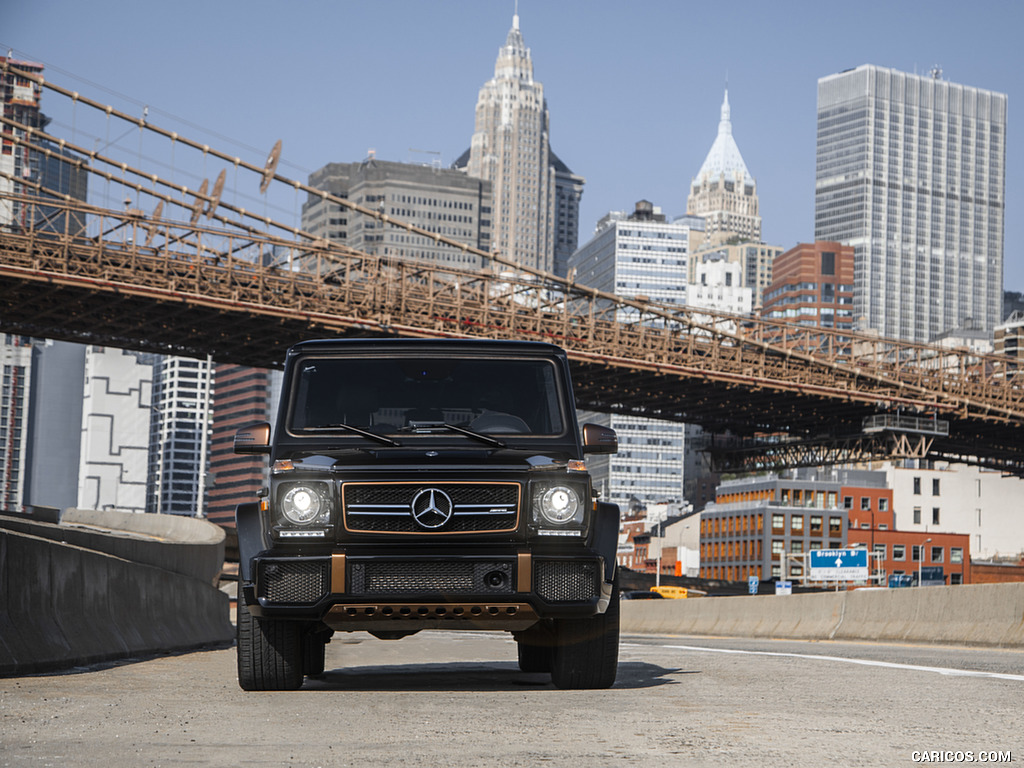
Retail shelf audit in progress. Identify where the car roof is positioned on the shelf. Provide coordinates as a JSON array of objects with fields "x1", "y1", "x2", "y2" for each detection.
[{"x1": 287, "y1": 337, "x2": 566, "y2": 357}]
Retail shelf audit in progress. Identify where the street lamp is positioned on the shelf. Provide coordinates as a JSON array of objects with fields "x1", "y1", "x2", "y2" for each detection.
[{"x1": 918, "y1": 538, "x2": 932, "y2": 587}]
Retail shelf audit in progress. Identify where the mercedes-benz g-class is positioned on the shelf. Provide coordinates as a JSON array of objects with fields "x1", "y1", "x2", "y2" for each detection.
[{"x1": 234, "y1": 338, "x2": 620, "y2": 690}]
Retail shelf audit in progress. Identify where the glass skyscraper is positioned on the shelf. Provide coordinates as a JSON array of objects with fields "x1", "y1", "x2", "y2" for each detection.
[{"x1": 814, "y1": 65, "x2": 1007, "y2": 343}]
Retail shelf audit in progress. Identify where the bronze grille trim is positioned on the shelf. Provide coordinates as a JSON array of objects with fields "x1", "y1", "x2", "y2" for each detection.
[{"x1": 341, "y1": 480, "x2": 521, "y2": 535}]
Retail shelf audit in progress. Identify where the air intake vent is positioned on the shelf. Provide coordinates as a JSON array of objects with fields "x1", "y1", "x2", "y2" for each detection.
[
  {"x1": 349, "y1": 560, "x2": 515, "y2": 596},
  {"x1": 258, "y1": 559, "x2": 329, "y2": 604},
  {"x1": 534, "y1": 560, "x2": 598, "y2": 602}
]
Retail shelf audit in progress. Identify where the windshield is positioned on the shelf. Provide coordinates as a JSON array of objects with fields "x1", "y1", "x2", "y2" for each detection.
[{"x1": 288, "y1": 355, "x2": 566, "y2": 438}]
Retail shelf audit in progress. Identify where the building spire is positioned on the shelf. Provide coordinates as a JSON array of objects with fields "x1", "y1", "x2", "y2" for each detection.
[
  {"x1": 695, "y1": 87, "x2": 751, "y2": 184},
  {"x1": 720, "y1": 89, "x2": 732, "y2": 135}
]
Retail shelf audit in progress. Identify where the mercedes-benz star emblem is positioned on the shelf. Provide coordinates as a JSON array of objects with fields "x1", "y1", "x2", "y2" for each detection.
[{"x1": 410, "y1": 488, "x2": 454, "y2": 530}]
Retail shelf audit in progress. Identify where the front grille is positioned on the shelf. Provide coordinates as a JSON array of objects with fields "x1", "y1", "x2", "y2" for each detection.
[
  {"x1": 534, "y1": 560, "x2": 599, "y2": 602},
  {"x1": 343, "y1": 482, "x2": 519, "y2": 534},
  {"x1": 349, "y1": 560, "x2": 515, "y2": 596},
  {"x1": 257, "y1": 559, "x2": 329, "y2": 604}
]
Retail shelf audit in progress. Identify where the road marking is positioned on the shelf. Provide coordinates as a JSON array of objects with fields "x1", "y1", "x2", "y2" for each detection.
[{"x1": 623, "y1": 642, "x2": 1024, "y2": 682}]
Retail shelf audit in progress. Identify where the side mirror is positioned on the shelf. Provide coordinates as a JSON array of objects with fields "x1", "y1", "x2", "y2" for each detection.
[
  {"x1": 234, "y1": 422, "x2": 271, "y2": 455},
  {"x1": 582, "y1": 423, "x2": 618, "y2": 454}
]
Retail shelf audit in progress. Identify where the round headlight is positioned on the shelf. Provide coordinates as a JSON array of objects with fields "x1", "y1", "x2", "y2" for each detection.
[
  {"x1": 281, "y1": 485, "x2": 325, "y2": 525},
  {"x1": 539, "y1": 485, "x2": 581, "y2": 525}
]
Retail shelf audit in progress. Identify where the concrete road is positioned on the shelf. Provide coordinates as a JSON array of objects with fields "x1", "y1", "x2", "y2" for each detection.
[{"x1": 2, "y1": 631, "x2": 1021, "y2": 767}]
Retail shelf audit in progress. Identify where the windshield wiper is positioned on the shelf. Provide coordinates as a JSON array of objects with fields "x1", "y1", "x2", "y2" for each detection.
[
  {"x1": 400, "y1": 421, "x2": 506, "y2": 449},
  {"x1": 305, "y1": 423, "x2": 402, "y2": 447}
]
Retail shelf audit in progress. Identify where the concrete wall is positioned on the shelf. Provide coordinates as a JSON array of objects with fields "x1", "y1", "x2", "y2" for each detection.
[
  {"x1": 0, "y1": 509, "x2": 233, "y2": 675},
  {"x1": 622, "y1": 583, "x2": 1024, "y2": 647}
]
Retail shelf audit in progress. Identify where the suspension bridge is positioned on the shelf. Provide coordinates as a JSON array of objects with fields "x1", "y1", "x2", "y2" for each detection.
[{"x1": 1, "y1": 60, "x2": 1022, "y2": 474}]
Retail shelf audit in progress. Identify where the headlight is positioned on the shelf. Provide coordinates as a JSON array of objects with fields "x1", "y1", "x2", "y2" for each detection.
[
  {"x1": 536, "y1": 485, "x2": 583, "y2": 526},
  {"x1": 280, "y1": 484, "x2": 329, "y2": 526}
]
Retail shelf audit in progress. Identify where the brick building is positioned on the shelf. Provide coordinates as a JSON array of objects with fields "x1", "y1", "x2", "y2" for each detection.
[{"x1": 700, "y1": 469, "x2": 971, "y2": 585}]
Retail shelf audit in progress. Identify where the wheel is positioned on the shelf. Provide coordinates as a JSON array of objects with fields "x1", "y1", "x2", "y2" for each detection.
[
  {"x1": 236, "y1": 597, "x2": 304, "y2": 691},
  {"x1": 516, "y1": 640, "x2": 551, "y2": 673},
  {"x1": 303, "y1": 633, "x2": 327, "y2": 677},
  {"x1": 549, "y1": 580, "x2": 620, "y2": 690}
]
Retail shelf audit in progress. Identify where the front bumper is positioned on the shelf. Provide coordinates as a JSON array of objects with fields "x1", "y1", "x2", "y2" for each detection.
[{"x1": 243, "y1": 549, "x2": 609, "y2": 631}]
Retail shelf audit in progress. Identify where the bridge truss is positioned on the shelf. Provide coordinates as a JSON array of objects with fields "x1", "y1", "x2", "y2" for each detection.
[{"x1": 1, "y1": 61, "x2": 1022, "y2": 474}]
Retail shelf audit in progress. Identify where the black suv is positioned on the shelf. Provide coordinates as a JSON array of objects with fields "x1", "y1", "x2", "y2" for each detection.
[{"x1": 234, "y1": 338, "x2": 621, "y2": 690}]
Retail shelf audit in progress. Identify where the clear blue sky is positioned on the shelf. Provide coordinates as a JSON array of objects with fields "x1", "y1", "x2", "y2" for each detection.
[{"x1": 5, "y1": 0, "x2": 1023, "y2": 292}]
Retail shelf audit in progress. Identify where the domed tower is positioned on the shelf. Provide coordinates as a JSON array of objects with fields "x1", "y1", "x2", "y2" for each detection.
[{"x1": 686, "y1": 90, "x2": 761, "y2": 246}]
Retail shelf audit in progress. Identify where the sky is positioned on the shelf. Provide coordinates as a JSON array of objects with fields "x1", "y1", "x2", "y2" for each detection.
[{"x1": 5, "y1": 0, "x2": 1024, "y2": 292}]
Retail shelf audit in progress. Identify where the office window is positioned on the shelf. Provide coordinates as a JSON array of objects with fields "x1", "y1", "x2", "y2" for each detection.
[
  {"x1": 913, "y1": 477, "x2": 921, "y2": 495},
  {"x1": 772, "y1": 514, "x2": 785, "y2": 531},
  {"x1": 912, "y1": 545, "x2": 922, "y2": 562},
  {"x1": 893, "y1": 544, "x2": 906, "y2": 561},
  {"x1": 843, "y1": 496, "x2": 853, "y2": 509},
  {"x1": 932, "y1": 508, "x2": 940, "y2": 525},
  {"x1": 873, "y1": 544, "x2": 886, "y2": 558},
  {"x1": 810, "y1": 515, "x2": 823, "y2": 534},
  {"x1": 791, "y1": 515, "x2": 804, "y2": 533},
  {"x1": 860, "y1": 497, "x2": 871, "y2": 511},
  {"x1": 772, "y1": 540, "x2": 785, "y2": 556},
  {"x1": 829, "y1": 516, "x2": 842, "y2": 534},
  {"x1": 913, "y1": 507, "x2": 921, "y2": 525},
  {"x1": 930, "y1": 546, "x2": 944, "y2": 563},
  {"x1": 878, "y1": 498, "x2": 888, "y2": 512},
  {"x1": 791, "y1": 541, "x2": 803, "y2": 553},
  {"x1": 932, "y1": 478, "x2": 941, "y2": 496},
  {"x1": 951, "y1": 547, "x2": 963, "y2": 564}
]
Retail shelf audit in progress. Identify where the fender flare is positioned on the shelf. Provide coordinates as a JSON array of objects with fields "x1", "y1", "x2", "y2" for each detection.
[
  {"x1": 235, "y1": 502, "x2": 268, "y2": 583},
  {"x1": 591, "y1": 501, "x2": 621, "y2": 583}
]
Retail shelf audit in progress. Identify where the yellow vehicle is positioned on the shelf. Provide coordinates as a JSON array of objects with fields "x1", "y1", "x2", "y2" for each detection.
[{"x1": 650, "y1": 585, "x2": 689, "y2": 599}]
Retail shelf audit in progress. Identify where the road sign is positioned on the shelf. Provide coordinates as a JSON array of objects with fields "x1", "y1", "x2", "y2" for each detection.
[
  {"x1": 808, "y1": 548, "x2": 869, "y2": 581},
  {"x1": 775, "y1": 580, "x2": 793, "y2": 596},
  {"x1": 748, "y1": 576, "x2": 759, "y2": 595}
]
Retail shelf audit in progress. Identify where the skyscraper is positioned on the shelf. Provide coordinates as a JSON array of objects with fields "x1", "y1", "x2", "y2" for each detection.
[
  {"x1": 463, "y1": 13, "x2": 583, "y2": 274},
  {"x1": 815, "y1": 65, "x2": 1007, "y2": 343},
  {"x1": 687, "y1": 90, "x2": 761, "y2": 246},
  {"x1": 146, "y1": 355, "x2": 214, "y2": 517},
  {"x1": 1, "y1": 56, "x2": 87, "y2": 233},
  {"x1": 568, "y1": 201, "x2": 703, "y2": 512}
]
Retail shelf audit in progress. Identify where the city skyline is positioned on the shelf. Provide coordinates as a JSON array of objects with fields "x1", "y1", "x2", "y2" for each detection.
[{"x1": 5, "y1": 0, "x2": 1023, "y2": 292}]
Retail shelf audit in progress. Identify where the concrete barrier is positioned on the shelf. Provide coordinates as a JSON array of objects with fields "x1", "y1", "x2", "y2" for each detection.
[
  {"x1": 622, "y1": 583, "x2": 1024, "y2": 647},
  {"x1": 1, "y1": 508, "x2": 225, "y2": 585},
  {"x1": 0, "y1": 510, "x2": 233, "y2": 675}
]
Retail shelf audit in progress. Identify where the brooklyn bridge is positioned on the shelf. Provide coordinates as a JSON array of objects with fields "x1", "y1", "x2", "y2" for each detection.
[{"x1": 2, "y1": 60, "x2": 1022, "y2": 474}]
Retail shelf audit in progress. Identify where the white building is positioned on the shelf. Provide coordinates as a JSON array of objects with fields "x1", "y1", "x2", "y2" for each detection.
[
  {"x1": 815, "y1": 65, "x2": 1007, "y2": 343},
  {"x1": 568, "y1": 201, "x2": 703, "y2": 513},
  {"x1": 0, "y1": 336, "x2": 34, "y2": 510},
  {"x1": 687, "y1": 250, "x2": 753, "y2": 316},
  {"x1": 884, "y1": 462, "x2": 1024, "y2": 561},
  {"x1": 146, "y1": 355, "x2": 214, "y2": 517},
  {"x1": 77, "y1": 347, "x2": 153, "y2": 513}
]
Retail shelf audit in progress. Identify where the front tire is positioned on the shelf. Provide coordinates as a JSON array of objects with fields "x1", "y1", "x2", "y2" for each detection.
[
  {"x1": 549, "y1": 581, "x2": 620, "y2": 690},
  {"x1": 236, "y1": 598, "x2": 304, "y2": 691}
]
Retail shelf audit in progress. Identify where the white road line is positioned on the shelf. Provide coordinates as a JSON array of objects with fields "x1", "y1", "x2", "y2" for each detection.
[{"x1": 622, "y1": 642, "x2": 1024, "y2": 682}]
